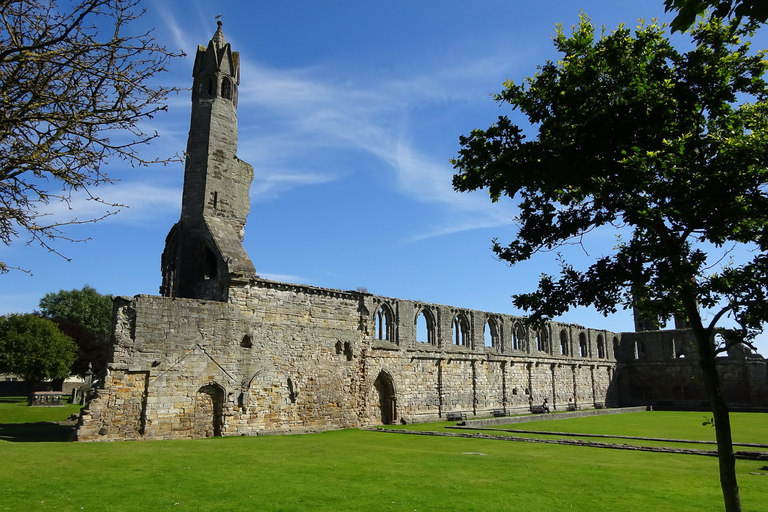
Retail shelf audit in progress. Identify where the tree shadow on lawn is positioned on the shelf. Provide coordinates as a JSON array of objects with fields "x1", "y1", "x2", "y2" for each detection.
[{"x1": 0, "y1": 422, "x2": 75, "y2": 442}]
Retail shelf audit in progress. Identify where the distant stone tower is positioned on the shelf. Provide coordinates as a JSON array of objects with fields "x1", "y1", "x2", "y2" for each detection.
[{"x1": 160, "y1": 21, "x2": 255, "y2": 301}]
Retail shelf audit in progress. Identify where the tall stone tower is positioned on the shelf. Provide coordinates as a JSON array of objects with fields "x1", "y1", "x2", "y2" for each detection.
[{"x1": 160, "y1": 21, "x2": 256, "y2": 301}]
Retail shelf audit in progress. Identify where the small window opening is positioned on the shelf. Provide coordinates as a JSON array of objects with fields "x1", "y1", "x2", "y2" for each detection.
[
  {"x1": 579, "y1": 333, "x2": 588, "y2": 357},
  {"x1": 221, "y1": 78, "x2": 232, "y2": 99},
  {"x1": 344, "y1": 342, "x2": 353, "y2": 361},
  {"x1": 560, "y1": 330, "x2": 569, "y2": 356},
  {"x1": 241, "y1": 334, "x2": 252, "y2": 348}
]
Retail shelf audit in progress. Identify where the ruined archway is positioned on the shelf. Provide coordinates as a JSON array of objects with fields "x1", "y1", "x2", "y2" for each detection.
[
  {"x1": 373, "y1": 371, "x2": 396, "y2": 425},
  {"x1": 194, "y1": 383, "x2": 224, "y2": 437}
]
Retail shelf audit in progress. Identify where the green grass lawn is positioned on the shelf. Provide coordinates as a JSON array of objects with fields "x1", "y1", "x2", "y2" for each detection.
[
  {"x1": 0, "y1": 395, "x2": 82, "y2": 424},
  {"x1": 391, "y1": 411, "x2": 768, "y2": 449},
  {"x1": 1, "y1": 401, "x2": 767, "y2": 511}
]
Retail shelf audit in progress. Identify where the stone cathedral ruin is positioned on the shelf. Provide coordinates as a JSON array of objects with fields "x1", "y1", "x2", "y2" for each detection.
[{"x1": 75, "y1": 23, "x2": 768, "y2": 441}]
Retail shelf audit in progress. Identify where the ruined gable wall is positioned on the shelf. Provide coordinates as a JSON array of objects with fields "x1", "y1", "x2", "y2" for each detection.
[{"x1": 613, "y1": 329, "x2": 768, "y2": 408}]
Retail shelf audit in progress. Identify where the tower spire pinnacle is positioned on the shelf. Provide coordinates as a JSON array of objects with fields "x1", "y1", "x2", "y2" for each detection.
[{"x1": 211, "y1": 17, "x2": 226, "y2": 50}]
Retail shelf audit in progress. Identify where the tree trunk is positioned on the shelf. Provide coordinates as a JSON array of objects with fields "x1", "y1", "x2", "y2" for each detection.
[{"x1": 697, "y1": 335, "x2": 742, "y2": 512}]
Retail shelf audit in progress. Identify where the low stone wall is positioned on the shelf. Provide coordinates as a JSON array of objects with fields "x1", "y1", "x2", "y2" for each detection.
[{"x1": 458, "y1": 406, "x2": 649, "y2": 427}]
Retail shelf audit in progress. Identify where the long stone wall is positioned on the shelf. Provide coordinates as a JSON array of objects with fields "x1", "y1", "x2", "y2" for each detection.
[{"x1": 77, "y1": 278, "x2": 619, "y2": 441}]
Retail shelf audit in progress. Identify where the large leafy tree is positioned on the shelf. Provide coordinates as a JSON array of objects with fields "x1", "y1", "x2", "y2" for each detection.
[
  {"x1": 0, "y1": 313, "x2": 76, "y2": 396},
  {"x1": 38, "y1": 285, "x2": 113, "y2": 377},
  {"x1": 452, "y1": 16, "x2": 767, "y2": 512},
  {"x1": 0, "y1": 0, "x2": 182, "y2": 273},
  {"x1": 664, "y1": 0, "x2": 768, "y2": 31}
]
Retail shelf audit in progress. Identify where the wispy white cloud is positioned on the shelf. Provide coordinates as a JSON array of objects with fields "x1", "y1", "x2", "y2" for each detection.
[
  {"x1": 153, "y1": 3, "x2": 520, "y2": 241},
  {"x1": 234, "y1": 57, "x2": 517, "y2": 237},
  {"x1": 37, "y1": 182, "x2": 181, "y2": 226}
]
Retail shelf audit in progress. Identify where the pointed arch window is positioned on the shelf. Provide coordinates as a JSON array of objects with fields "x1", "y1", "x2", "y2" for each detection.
[
  {"x1": 221, "y1": 77, "x2": 232, "y2": 99},
  {"x1": 560, "y1": 329, "x2": 569, "y2": 356},
  {"x1": 536, "y1": 328, "x2": 549, "y2": 353},
  {"x1": 416, "y1": 309, "x2": 435, "y2": 344},
  {"x1": 579, "y1": 333, "x2": 589, "y2": 357},
  {"x1": 201, "y1": 75, "x2": 216, "y2": 97},
  {"x1": 597, "y1": 335, "x2": 605, "y2": 359},
  {"x1": 513, "y1": 324, "x2": 526, "y2": 351},
  {"x1": 484, "y1": 317, "x2": 500, "y2": 350},
  {"x1": 375, "y1": 304, "x2": 394, "y2": 342},
  {"x1": 453, "y1": 313, "x2": 469, "y2": 347}
]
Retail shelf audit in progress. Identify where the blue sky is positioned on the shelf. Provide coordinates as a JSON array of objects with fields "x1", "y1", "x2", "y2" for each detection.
[{"x1": 2, "y1": 0, "x2": 768, "y2": 355}]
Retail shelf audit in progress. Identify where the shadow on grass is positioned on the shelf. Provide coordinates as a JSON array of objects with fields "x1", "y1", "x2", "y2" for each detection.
[
  {"x1": 0, "y1": 396, "x2": 28, "y2": 404},
  {"x1": 0, "y1": 422, "x2": 75, "y2": 442}
]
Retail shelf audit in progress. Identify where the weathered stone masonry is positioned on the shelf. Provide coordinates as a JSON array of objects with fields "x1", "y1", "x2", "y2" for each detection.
[
  {"x1": 75, "y1": 22, "x2": 767, "y2": 441},
  {"x1": 77, "y1": 279, "x2": 620, "y2": 440}
]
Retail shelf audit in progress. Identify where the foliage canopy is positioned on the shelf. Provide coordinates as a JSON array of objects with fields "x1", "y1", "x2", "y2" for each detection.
[
  {"x1": 453, "y1": 16, "x2": 768, "y2": 346},
  {"x1": 0, "y1": 0, "x2": 182, "y2": 272},
  {"x1": 38, "y1": 285, "x2": 112, "y2": 377},
  {"x1": 0, "y1": 313, "x2": 76, "y2": 393},
  {"x1": 664, "y1": 0, "x2": 768, "y2": 31},
  {"x1": 452, "y1": 15, "x2": 768, "y2": 511}
]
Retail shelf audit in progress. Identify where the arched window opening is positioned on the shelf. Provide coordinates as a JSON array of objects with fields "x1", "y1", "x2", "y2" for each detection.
[
  {"x1": 241, "y1": 334, "x2": 253, "y2": 348},
  {"x1": 579, "y1": 333, "x2": 588, "y2": 357},
  {"x1": 484, "y1": 318, "x2": 499, "y2": 349},
  {"x1": 514, "y1": 325, "x2": 526, "y2": 351},
  {"x1": 560, "y1": 330, "x2": 569, "y2": 356},
  {"x1": 613, "y1": 337, "x2": 620, "y2": 359},
  {"x1": 221, "y1": 77, "x2": 232, "y2": 99},
  {"x1": 375, "y1": 305, "x2": 393, "y2": 342},
  {"x1": 537, "y1": 329, "x2": 549, "y2": 353},
  {"x1": 206, "y1": 75, "x2": 216, "y2": 96},
  {"x1": 597, "y1": 335, "x2": 605, "y2": 359},
  {"x1": 335, "y1": 341, "x2": 343, "y2": 355},
  {"x1": 416, "y1": 310, "x2": 434, "y2": 344},
  {"x1": 453, "y1": 314, "x2": 469, "y2": 346},
  {"x1": 344, "y1": 342, "x2": 353, "y2": 361}
]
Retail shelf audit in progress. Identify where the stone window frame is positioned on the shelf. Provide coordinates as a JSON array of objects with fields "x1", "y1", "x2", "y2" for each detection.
[
  {"x1": 536, "y1": 327, "x2": 550, "y2": 354},
  {"x1": 415, "y1": 308, "x2": 436, "y2": 345},
  {"x1": 201, "y1": 74, "x2": 217, "y2": 98},
  {"x1": 512, "y1": 323, "x2": 526, "y2": 352},
  {"x1": 221, "y1": 76, "x2": 233, "y2": 100},
  {"x1": 452, "y1": 312, "x2": 470, "y2": 347},
  {"x1": 375, "y1": 303, "x2": 395, "y2": 343},
  {"x1": 579, "y1": 332, "x2": 589, "y2": 357},
  {"x1": 559, "y1": 329, "x2": 569, "y2": 356},
  {"x1": 597, "y1": 334, "x2": 606, "y2": 359},
  {"x1": 484, "y1": 315, "x2": 501, "y2": 351}
]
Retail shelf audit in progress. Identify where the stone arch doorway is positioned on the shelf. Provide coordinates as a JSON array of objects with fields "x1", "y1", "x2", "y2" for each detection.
[
  {"x1": 195, "y1": 383, "x2": 224, "y2": 437},
  {"x1": 374, "y1": 371, "x2": 397, "y2": 425}
]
